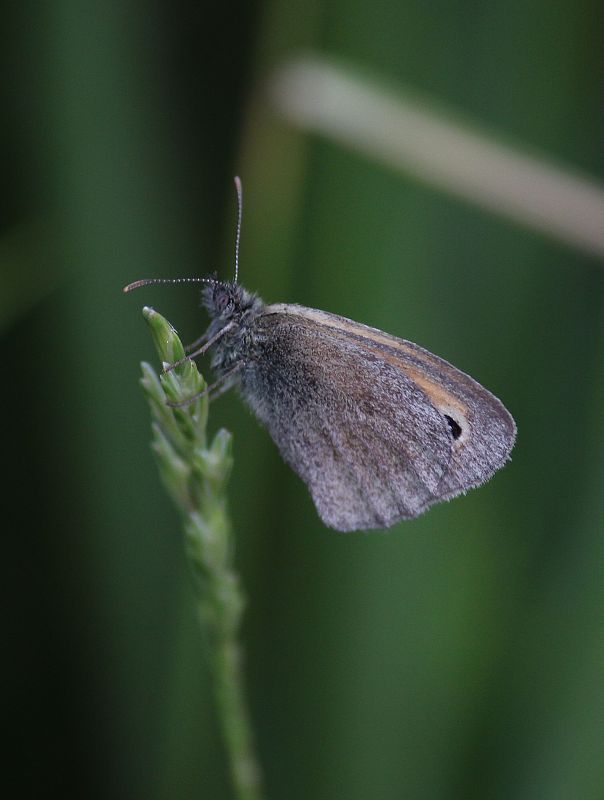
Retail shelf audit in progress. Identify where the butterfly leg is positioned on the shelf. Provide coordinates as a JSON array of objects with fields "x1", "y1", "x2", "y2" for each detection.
[
  {"x1": 184, "y1": 331, "x2": 210, "y2": 353},
  {"x1": 163, "y1": 322, "x2": 236, "y2": 373},
  {"x1": 208, "y1": 369, "x2": 243, "y2": 402},
  {"x1": 166, "y1": 362, "x2": 243, "y2": 408}
]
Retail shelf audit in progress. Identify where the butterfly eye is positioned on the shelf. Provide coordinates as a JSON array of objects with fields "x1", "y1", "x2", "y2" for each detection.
[{"x1": 215, "y1": 291, "x2": 234, "y2": 314}]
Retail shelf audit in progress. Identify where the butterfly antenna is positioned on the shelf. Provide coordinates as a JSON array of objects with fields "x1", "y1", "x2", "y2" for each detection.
[
  {"x1": 122, "y1": 276, "x2": 217, "y2": 293},
  {"x1": 124, "y1": 177, "x2": 243, "y2": 293},
  {"x1": 234, "y1": 176, "x2": 243, "y2": 284}
]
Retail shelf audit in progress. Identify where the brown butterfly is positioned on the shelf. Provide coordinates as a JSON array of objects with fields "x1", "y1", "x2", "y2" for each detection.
[{"x1": 124, "y1": 179, "x2": 516, "y2": 531}]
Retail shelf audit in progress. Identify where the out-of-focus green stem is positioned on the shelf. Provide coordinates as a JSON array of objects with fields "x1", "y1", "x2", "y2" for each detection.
[{"x1": 139, "y1": 306, "x2": 264, "y2": 800}]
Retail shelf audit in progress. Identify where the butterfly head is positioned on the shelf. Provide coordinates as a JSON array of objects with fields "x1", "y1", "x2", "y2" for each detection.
[{"x1": 203, "y1": 280, "x2": 262, "y2": 323}]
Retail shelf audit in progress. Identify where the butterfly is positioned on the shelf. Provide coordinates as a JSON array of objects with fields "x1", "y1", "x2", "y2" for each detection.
[{"x1": 124, "y1": 179, "x2": 516, "y2": 531}]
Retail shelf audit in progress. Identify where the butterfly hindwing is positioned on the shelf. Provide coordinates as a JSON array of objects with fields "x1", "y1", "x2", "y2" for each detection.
[{"x1": 239, "y1": 310, "x2": 457, "y2": 530}]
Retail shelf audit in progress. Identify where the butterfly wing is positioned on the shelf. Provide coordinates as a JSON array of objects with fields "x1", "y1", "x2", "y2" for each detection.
[{"x1": 239, "y1": 305, "x2": 515, "y2": 531}]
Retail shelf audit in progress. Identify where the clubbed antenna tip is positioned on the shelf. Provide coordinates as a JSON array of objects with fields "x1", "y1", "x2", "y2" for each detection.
[{"x1": 122, "y1": 276, "x2": 217, "y2": 293}]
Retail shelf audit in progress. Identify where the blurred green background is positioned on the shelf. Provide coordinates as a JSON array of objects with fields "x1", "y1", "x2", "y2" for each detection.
[{"x1": 5, "y1": 2, "x2": 604, "y2": 798}]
